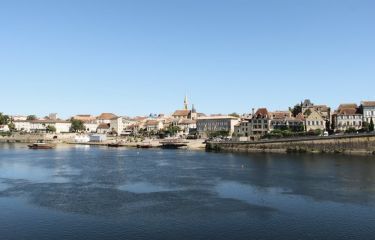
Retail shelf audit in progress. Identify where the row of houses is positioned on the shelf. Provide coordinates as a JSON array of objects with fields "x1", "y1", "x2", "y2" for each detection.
[{"x1": 233, "y1": 100, "x2": 375, "y2": 140}]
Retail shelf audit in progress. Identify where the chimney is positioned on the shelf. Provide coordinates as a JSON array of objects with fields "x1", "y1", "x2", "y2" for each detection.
[{"x1": 252, "y1": 108, "x2": 255, "y2": 116}]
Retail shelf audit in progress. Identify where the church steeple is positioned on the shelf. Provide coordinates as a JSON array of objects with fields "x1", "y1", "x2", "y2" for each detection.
[{"x1": 184, "y1": 95, "x2": 188, "y2": 110}]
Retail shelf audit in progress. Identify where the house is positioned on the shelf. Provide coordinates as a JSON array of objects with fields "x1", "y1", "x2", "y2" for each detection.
[
  {"x1": 301, "y1": 99, "x2": 331, "y2": 121},
  {"x1": 333, "y1": 104, "x2": 362, "y2": 131},
  {"x1": 361, "y1": 101, "x2": 375, "y2": 124},
  {"x1": 0, "y1": 125, "x2": 10, "y2": 132},
  {"x1": 249, "y1": 108, "x2": 270, "y2": 136},
  {"x1": 197, "y1": 115, "x2": 240, "y2": 138},
  {"x1": 303, "y1": 109, "x2": 326, "y2": 132},
  {"x1": 172, "y1": 118, "x2": 197, "y2": 136},
  {"x1": 73, "y1": 115, "x2": 98, "y2": 133},
  {"x1": 110, "y1": 117, "x2": 124, "y2": 135},
  {"x1": 145, "y1": 120, "x2": 164, "y2": 132},
  {"x1": 25, "y1": 119, "x2": 71, "y2": 133},
  {"x1": 97, "y1": 113, "x2": 118, "y2": 124},
  {"x1": 14, "y1": 120, "x2": 31, "y2": 132},
  {"x1": 97, "y1": 123, "x2": 110, "y2": 134}
]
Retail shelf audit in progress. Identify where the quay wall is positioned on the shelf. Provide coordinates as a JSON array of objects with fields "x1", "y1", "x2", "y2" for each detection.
[{"x1": 206, "y1": 134, "x2": 375, "y2": 155}]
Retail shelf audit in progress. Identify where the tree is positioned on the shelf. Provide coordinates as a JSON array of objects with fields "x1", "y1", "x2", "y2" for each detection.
[
  {"x1": 304, "y1": 109, "x2": 312, "y2": 116},
  {"x1": 370, "y1": 118, "x2": 374, "y2": 132},
  {"x1": 46, "y1": 125, "x2": 56, "y2": 133},
  {"x1": 70, "y1": 119, "x2": 85, "y2": 132},
  {"x1": 27, "y1": 115, "x2": 37, "y2": 121},
  {"x1": 0, "y1": 113, "x2": 10, "y2": 125},
  {"x1": 290, "y1": 104, "x2": 302, "y2": 117},
  {"x1": 8, "y1": 122, "x2": 15, "y2": 132}
]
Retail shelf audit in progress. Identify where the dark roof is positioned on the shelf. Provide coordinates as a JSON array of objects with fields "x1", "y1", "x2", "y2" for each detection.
[
  {"x1": 97, "y1": 123, "x2": 110, "y2": 129},
  {"x1": 254, "y1": 108, "x2": 269, "y2": 118},
  {"x1": 97, "y1": 113, "x2": 117, "y2": 120},
  {"x1": 172, "y1": 110, "x2": 191, "y2": 117},
  {"x1": 361, "y1": 101, "x2": 375, "y2": 107}
]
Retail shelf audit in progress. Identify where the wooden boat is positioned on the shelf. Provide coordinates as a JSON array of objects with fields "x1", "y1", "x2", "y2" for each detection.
[
  {"x1": 159, "y1": 139, "x2": 189, "y2": 149},
  {"x1": 28, "y1": 142, "x2": 56, "y2": 149},
  {"x1": 108, "y1": 143, "x2": 122, "y2": 147}
]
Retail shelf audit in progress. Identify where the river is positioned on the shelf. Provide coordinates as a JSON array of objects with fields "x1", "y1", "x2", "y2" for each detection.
[{"x1": 0, "y1": 143, "x2": 374, "y2": 240}]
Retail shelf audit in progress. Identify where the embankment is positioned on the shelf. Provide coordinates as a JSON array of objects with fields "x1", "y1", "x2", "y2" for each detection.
[{"x1": 206, "y1": 134, "x2": 375, "y2": 155}]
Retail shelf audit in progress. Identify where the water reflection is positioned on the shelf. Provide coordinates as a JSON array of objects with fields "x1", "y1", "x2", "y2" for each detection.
[{"x1": 1, "y1": 143, "x2": 375, "y2": 240}]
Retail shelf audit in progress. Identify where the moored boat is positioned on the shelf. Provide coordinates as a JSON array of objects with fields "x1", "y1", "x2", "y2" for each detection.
[{"x1": 28, "y1": 142, "x2": 56, "y2": 149}]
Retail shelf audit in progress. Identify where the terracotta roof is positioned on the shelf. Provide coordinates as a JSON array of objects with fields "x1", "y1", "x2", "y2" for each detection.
[
  {"x1": 73, "y1": 115, "x2": 96, "y2": 122},
  {"x1": 145, "y1": 120, "x2": 159, "y2": 126},
  {"x1": 172, "y1": 110, "x2": 190, "y2": 117},
  {"x1": 30, "y1": 119, "x2": 70, "y2": 124},
  {"x1": 361, "y1": 101, "x2": 375, "y2": 107},
  {"x1": 338, "y1": 104, "x2": 357, "y2": 110},
  {"x1": 295, "y1": 113, "x2": 305, "y2": 121},
  {"x1": 254, "y1": 108, "x2": 269, "y2": 118},
  {"x1": 97, "y1": 113, "x2": 117, "y2": 120},
  {"x1": 97, "y1": 123, "x2": 110, "y2": 129},
  {"x1": 338, "y1": 108, "x2": 360, "y2": 115},
  {"x1": 270, "y1": 111, "x2": 291, "y2": 119}
]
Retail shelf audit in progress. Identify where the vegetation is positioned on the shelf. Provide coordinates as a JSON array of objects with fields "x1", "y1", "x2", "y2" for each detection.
[
  {"x1": 70, "y1": 119, "x2": 85, "y2": 132},
  {"x1": 345, "y1": 127, "x2": 357, "y2": 134},
  {"x1": 26, "y1": 115, "x2": 37, "y2": 121},
  {"x1": 262, "y1": 129, "x2": 322, "y2": 139},
  {"x1": 370, "y1": 118, "x2": 374, "y2": 132},
  {"x1": 289, "y1": 104, "x2": 302, "y2": 117},
  {"x1": 207, "y1": 130, "x2": 229, "y2": 138},
  {"x1": 0, "y1": 113, "x2": 10, "y2": 125},
  {"x1": 46, "y1": 125, "x2": 56, "y2": 133}
]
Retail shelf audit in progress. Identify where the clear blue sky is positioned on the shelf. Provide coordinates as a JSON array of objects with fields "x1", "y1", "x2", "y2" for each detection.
[{"x1": 1, "y1": 0, "x2": 374, "y2": 118}]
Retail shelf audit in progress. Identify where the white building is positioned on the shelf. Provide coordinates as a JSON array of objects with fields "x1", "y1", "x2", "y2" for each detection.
[
  {"x1": 110, "y1": 117, "x2": 124, "y2": 135},
  {"x1": 197, "y1": 116, "x2": 240, "y2": 138},
  {"x1": 14, "y1": 120, "x2": 31, "y2": 132},
  {"x1": 361, "y1": 101, "x2": 375, "y2": 124},
  {"x1": 0, "y1": 125, "x2": 10, "y2": 132}
]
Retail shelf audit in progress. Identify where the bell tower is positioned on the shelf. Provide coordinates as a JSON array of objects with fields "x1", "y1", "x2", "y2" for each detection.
[{"x1": 184, "y1": 95, "x2": 188, "y2": 110}]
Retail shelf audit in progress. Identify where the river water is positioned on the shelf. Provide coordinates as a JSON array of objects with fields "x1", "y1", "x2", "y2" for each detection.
[{"x1": 0, "y1": 143, "x2": 374, "y2": 240}]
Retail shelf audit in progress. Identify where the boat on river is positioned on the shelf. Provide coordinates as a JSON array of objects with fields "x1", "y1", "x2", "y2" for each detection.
[{"x1": 28, "y1": 141, "x2": 56, "y2": 149}]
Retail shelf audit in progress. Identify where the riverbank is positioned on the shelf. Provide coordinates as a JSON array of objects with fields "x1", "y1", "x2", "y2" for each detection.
[
  {"x1": 0, "y1": 133, "x2": 206, "y2": 150},
  {"x1": 207, "y1": 133, "x2": 375, "y2": 155}
]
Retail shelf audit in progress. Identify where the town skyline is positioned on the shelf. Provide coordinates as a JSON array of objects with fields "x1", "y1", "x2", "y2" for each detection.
[{"x1": 1, "y1": 1, "x2": 374, "y2": 117}]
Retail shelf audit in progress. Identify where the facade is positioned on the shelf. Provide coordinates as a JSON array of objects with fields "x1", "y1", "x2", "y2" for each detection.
[
  {"x1": 97, "y1": 113, "x2": 118, "y2": 124},
  {"x1": 145, "y1": 120, "x2": 164, "y2": 132},
  {"x1": 301, "y1": 99, "x2": 331, "y2": 121},
  {"x1": 249, "y1": 108, "x2": 270, "y2": 136},
  {"x1": 97, "y1": 123, "x2": 110, "y2": 134},
  {"x1": 14, "y1": 120, "x2": 71, "y2": 133},
  {"x1": 0, "y1": 125, "x2": 10, "y2": 132},
  {"x1": 304, "y1": 109, "x2": 325, "y2": 132},
  {"x1": 110, "y1": 117, "x2": 124, "y2": 135},
  {"x1": 197, "y1": 116, "x2": 240, "y2": 138},
  {"x1": 361, "y1": 101, "x2": 375, "y2": 124},
  {"x1": 333, "y1": 104, "x2": 362, "y2": 131}
]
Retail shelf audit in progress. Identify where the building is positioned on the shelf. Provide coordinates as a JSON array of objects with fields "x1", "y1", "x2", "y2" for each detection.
[
  {"x1": 301, "y1": 99, "x2": 331, "y2": 121},
  {"x1": 172, "y1": 96, "x2": 198, "y2": 120},
  {"x1": 145, "y1": 120, "x2": 164, "y2": 132},
  {"x1": 333, "y1": 104, "x2": 362, "y2": 131},
  {"x1": 97, "y1": 123, "x2": 110, "y2": 134},
  {"x1": 24, "y1": 119, "x2": 71, "y2": 133},
  {"x1": 197, "y1": 115, "x2": 240, "y2": 138},
  {"x1": 109, "y1": 117, "x2": 124, "y2": 135},
  {"x1": 97, "y1": 113, "x2": 118, "y2": 124},
  {"x1": 303, "y1": 109, "x2": 326, "y2": 132},
  {"x1": 13, "y1": 120, "x2": 31, "y2": 132},
  {"x1": 361, "y1": 101, "x2": 375, "y2": 124},
  {"x1": 249, "y1": 108, "x2": 270, "y2": 136},
  {"x1": 73, "y1": 115, "x2": 98, "y2": 133},
  {"x1": 0, "y1": 125, "x2": 10, "y2": 132},
  {"x1": 89, "y1": 134, "x2": 107, "y2": 142}
]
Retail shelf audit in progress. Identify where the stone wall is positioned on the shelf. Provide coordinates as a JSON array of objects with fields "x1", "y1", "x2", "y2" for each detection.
[{"x1": 207, "y1": 134, "x2": 375, "y2": 155}]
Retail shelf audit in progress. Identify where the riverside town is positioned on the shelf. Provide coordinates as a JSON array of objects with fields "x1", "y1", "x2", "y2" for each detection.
[{"x1": 1, "y1": 97, "x2": 375, "y2": 154}]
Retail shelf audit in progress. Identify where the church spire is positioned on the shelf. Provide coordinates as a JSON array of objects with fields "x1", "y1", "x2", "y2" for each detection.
[{"x1": 184, "y1": 95, "x2": 188, "y2": 110}]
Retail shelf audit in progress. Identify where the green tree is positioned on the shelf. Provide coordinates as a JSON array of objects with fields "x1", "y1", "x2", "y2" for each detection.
[
  {"x1": 26, "y1": 115, "x2": 37, "y2": 121},
  {"x1": 8, "y1": 122, "x2": 15, "y2": 132},
  {"x1": 70, "y1": 119, "x2": 85, "y2": 132},
  {"x1": 290, "y1": 104, "x2": 302, "y2": 117},
  {"x1": 46, "y1": 125, "x2": 56, "y2": 133},
  {"x1": 370, "y1": 118, "x2": 374, "y2": 132},
  {"x1": 0, "y1": 113, "x2": 10, "y2": 125}
]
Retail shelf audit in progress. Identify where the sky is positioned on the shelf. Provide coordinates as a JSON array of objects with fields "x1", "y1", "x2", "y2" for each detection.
[{"x1": 0, "y1": 0, "x2": 374, "y2": 118}]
